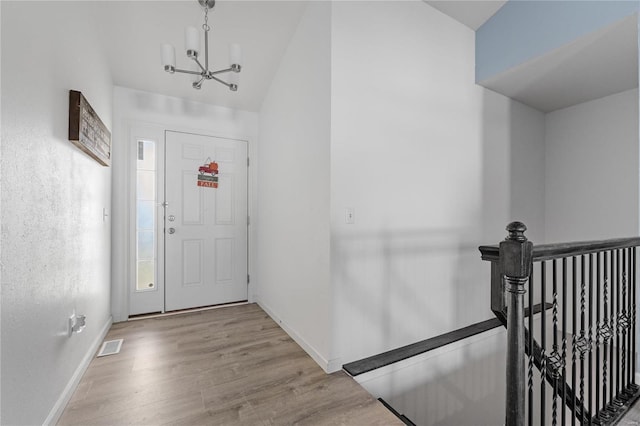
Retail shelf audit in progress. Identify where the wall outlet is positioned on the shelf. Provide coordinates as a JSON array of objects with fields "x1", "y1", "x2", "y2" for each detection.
[
  {"x1": 68, "y1": 313, "x2": 87, "y2": 337},
  {"x1": 345, "y1": 208, "x2": 355, "y2": 224}
]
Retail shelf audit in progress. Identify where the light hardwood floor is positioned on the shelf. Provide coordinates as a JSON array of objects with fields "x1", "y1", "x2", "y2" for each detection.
[{"x1": 58, "y1": 303, "x2": 403, "y2": 426}]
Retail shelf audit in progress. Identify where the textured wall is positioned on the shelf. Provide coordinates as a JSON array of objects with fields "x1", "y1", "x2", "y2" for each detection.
[{"x1": 1, "y1": 2, "x2": 113, "y2": 424}]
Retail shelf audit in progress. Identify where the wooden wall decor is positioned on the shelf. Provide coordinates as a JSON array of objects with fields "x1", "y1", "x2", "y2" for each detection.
[{"x1": 68, "y1": 90, "x2": 111, "y2": 166}]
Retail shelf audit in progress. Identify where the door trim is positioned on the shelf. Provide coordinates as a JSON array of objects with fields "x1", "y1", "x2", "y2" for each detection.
[
  {"x1": 114, "y1": 120, "x2": 255, "y2": 321},
  {"x1": 128, "y1": 125, "x2": 166, "y2": 316}
]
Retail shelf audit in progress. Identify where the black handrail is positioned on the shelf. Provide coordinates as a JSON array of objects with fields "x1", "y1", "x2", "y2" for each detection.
[{"x1": 480, "y1": 237, "x2": 640, "y2": 263}]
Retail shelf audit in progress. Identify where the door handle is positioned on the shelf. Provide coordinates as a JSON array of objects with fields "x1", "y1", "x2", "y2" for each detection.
[{"x1": 168, "y1": 227, "x2": 176, "y2": 234}]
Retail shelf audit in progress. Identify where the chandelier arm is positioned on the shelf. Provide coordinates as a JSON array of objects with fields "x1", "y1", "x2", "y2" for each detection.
[
  {"x1": 210, "y1": 74, "x2": 233, "y2": 88},
  {"x1": 173, "y1": 68, "x2": 205, "y2": 76},
  {"x1": 192, "y1": 76, "x2": 205, "y2": 89},
  {"x1": 192, "y1": 57, "x2": 207, "y2": 73},
  {"x1": 208, "y1": 67, "x2": 235, "y2": 76}
]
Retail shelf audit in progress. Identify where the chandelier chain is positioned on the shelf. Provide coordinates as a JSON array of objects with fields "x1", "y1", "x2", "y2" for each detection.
[{"x1": 203, "y1": 6, "x2": 210, "y2": 32}]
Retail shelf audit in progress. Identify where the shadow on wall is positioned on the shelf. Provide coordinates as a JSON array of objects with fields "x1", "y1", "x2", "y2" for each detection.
[
  {"x1": 333, "y1": 226, "x2": 494, "y2": 365},
  {"x1": 131, "y1": 89, "x2": 241, "y2": 120},
  {"x1": 480, "y1": 88, "x2": 548, "y2": 244},
  {"x1": 357, "y1": 329, "x2": 506, "y2": 426}
]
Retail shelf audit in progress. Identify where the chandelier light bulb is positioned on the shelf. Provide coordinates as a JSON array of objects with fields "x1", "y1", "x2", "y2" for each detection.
[
  {"x1": 229, "y1": 43, "x2": 242, "y2": 70},
  {"x1": 185, "y1": 26, "x2": 200, "y2": 58},
  {"x1": 162, "y1": 44, "x2": 176, "y2": 71}
]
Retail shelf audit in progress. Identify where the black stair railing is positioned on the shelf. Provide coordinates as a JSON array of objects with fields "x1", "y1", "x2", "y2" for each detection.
[{"x1": 479, "y1": 222, "x2": 640, "y2": 426}]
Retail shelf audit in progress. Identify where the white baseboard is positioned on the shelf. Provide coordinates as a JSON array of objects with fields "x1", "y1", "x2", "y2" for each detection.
[
  {"x1": 257, "y1": 300, "x2": 341, "y2": 373},
  {"x1": 326, "y1": 357, "x2": 343, "y2": 374},
  {"x1": 44, "y1": 316, "x2": 112, "y2": 426}
]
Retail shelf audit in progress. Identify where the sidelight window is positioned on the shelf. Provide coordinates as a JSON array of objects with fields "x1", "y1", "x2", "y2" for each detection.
[{"x1": 136, "y1": 140, "x2": 157, "y2": 291}]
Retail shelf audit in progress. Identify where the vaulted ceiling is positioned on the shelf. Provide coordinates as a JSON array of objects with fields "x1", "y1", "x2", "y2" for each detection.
[
  {"x1": 95, "y1": 0, "x2": 507, "y2": 113},
  {"x1": 95, "y1": 1, "x2": 307, "y2": 112}
]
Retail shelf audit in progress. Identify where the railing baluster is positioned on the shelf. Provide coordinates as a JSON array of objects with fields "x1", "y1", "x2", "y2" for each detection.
[
  {"x1": 530, "y1": 265, "x2": 535, "y2": 426},
  {"x1": 632, "y1": 247, "x2": 637, "y2": 388},
  {"x1": 595, "y1": 252, "x2": 601, "y2": 418},
  {"x1": 562, "y1": 257, "x2": 568, "y2": 426},
  {"x1": 541, "y1": 261, "x2": 547, "y2": 425},
  {"x1": 552, "y1": 259, "x2": 559, "y2": 426},
  {"x1": 587, "y1": 253, "x2": 593, "y2": 426},
  {"x1": 578, "y1": 255, "x2": 586, "y2": 425},
  {"x1": 609, "y1": 250, "x2": 618, "y2": 414},
  {"x1": 609, "y1": 250, "x2": 616, "y2": 413},
  {"x1": 627, "y1": 248, "x2": 633, "y2": 389},
  {"x1": 603, "y1": 251, "x2": 611, "y2": 420},
  {"x1": 621, "y1": 249, "x2": 628, "y2": 398},
  {"x1": 626, "y1": 247, "x2": 632, "y2": 392},
  {"x1": 572, "y1": 256, "x2": 577, "y2": 426},
  {"x1": 615, "y1": 249, "x2": 621, "y2": 404}
]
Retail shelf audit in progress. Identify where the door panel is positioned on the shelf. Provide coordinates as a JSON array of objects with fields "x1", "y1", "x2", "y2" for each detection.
[
  {"x1": 215, "y1": 174, "x2": 234, "y2": 224},
  {"x1": 182, "y1": 239, "x2": 204, "y2": 286},
  {"x1": 215, "y1": 238, "x2": 234, "y2": 282},
  {"x1": 164, "y1": 131, "x2": 248, "y2": 311},
  {"x1": 182, "y1": 170, "x2": 203, "y2": 224}
]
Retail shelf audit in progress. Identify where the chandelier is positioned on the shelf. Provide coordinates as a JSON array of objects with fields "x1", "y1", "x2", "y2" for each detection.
[{"x1": 161, "y1": 0, "x2": 242, "y2": 91}]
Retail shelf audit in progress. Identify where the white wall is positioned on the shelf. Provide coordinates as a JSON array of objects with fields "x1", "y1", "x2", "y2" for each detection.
[
  {"x1": 545, "y1": 89, "x2": 639, "y2": 242},
  {"x1": 111, "y1": 86, "x2": 259, "y2": 322},
  {"x1": 1, "y1": 3, "x2": 113, "y2": 424},
  {"x1": 481, "y1": 90, "x2": 547, "y2": 244},
  {"x1": 511, "y1": 101, "x2": 547, "y2": 242},
  {"x1": 256, "y1": 2, "x2": 334, "y2": 371},
  {"x1": 330, "y1": 1, "x2": 546, "y2": 365}
]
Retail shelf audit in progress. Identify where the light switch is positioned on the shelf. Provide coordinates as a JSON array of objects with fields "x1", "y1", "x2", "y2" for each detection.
[{"x1": 345, "y1": 208, "x2": 355, "y2": 224}]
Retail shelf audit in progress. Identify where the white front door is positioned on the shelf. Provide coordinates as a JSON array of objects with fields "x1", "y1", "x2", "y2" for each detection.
[{"x1": 164, "y1": 131, "x2": 248, "y2": 312}]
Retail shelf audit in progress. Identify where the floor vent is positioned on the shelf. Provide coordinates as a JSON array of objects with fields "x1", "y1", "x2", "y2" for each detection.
[{"x1": 97, "y1": 339, "x2": 123, "y2": 357}]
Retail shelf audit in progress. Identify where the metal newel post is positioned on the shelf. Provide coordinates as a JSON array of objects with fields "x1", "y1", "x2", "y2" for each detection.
[{"x1": 500, "y1": 222, "x2": 533, "y2": 426}]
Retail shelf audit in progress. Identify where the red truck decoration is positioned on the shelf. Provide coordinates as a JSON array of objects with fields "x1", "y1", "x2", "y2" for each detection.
[
  {"x1": 197, "y1": 161, "x2": 219, "y2": 188},
  {"x1": 198, "y1": 162, "x2": 218, "y2": 174}
]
